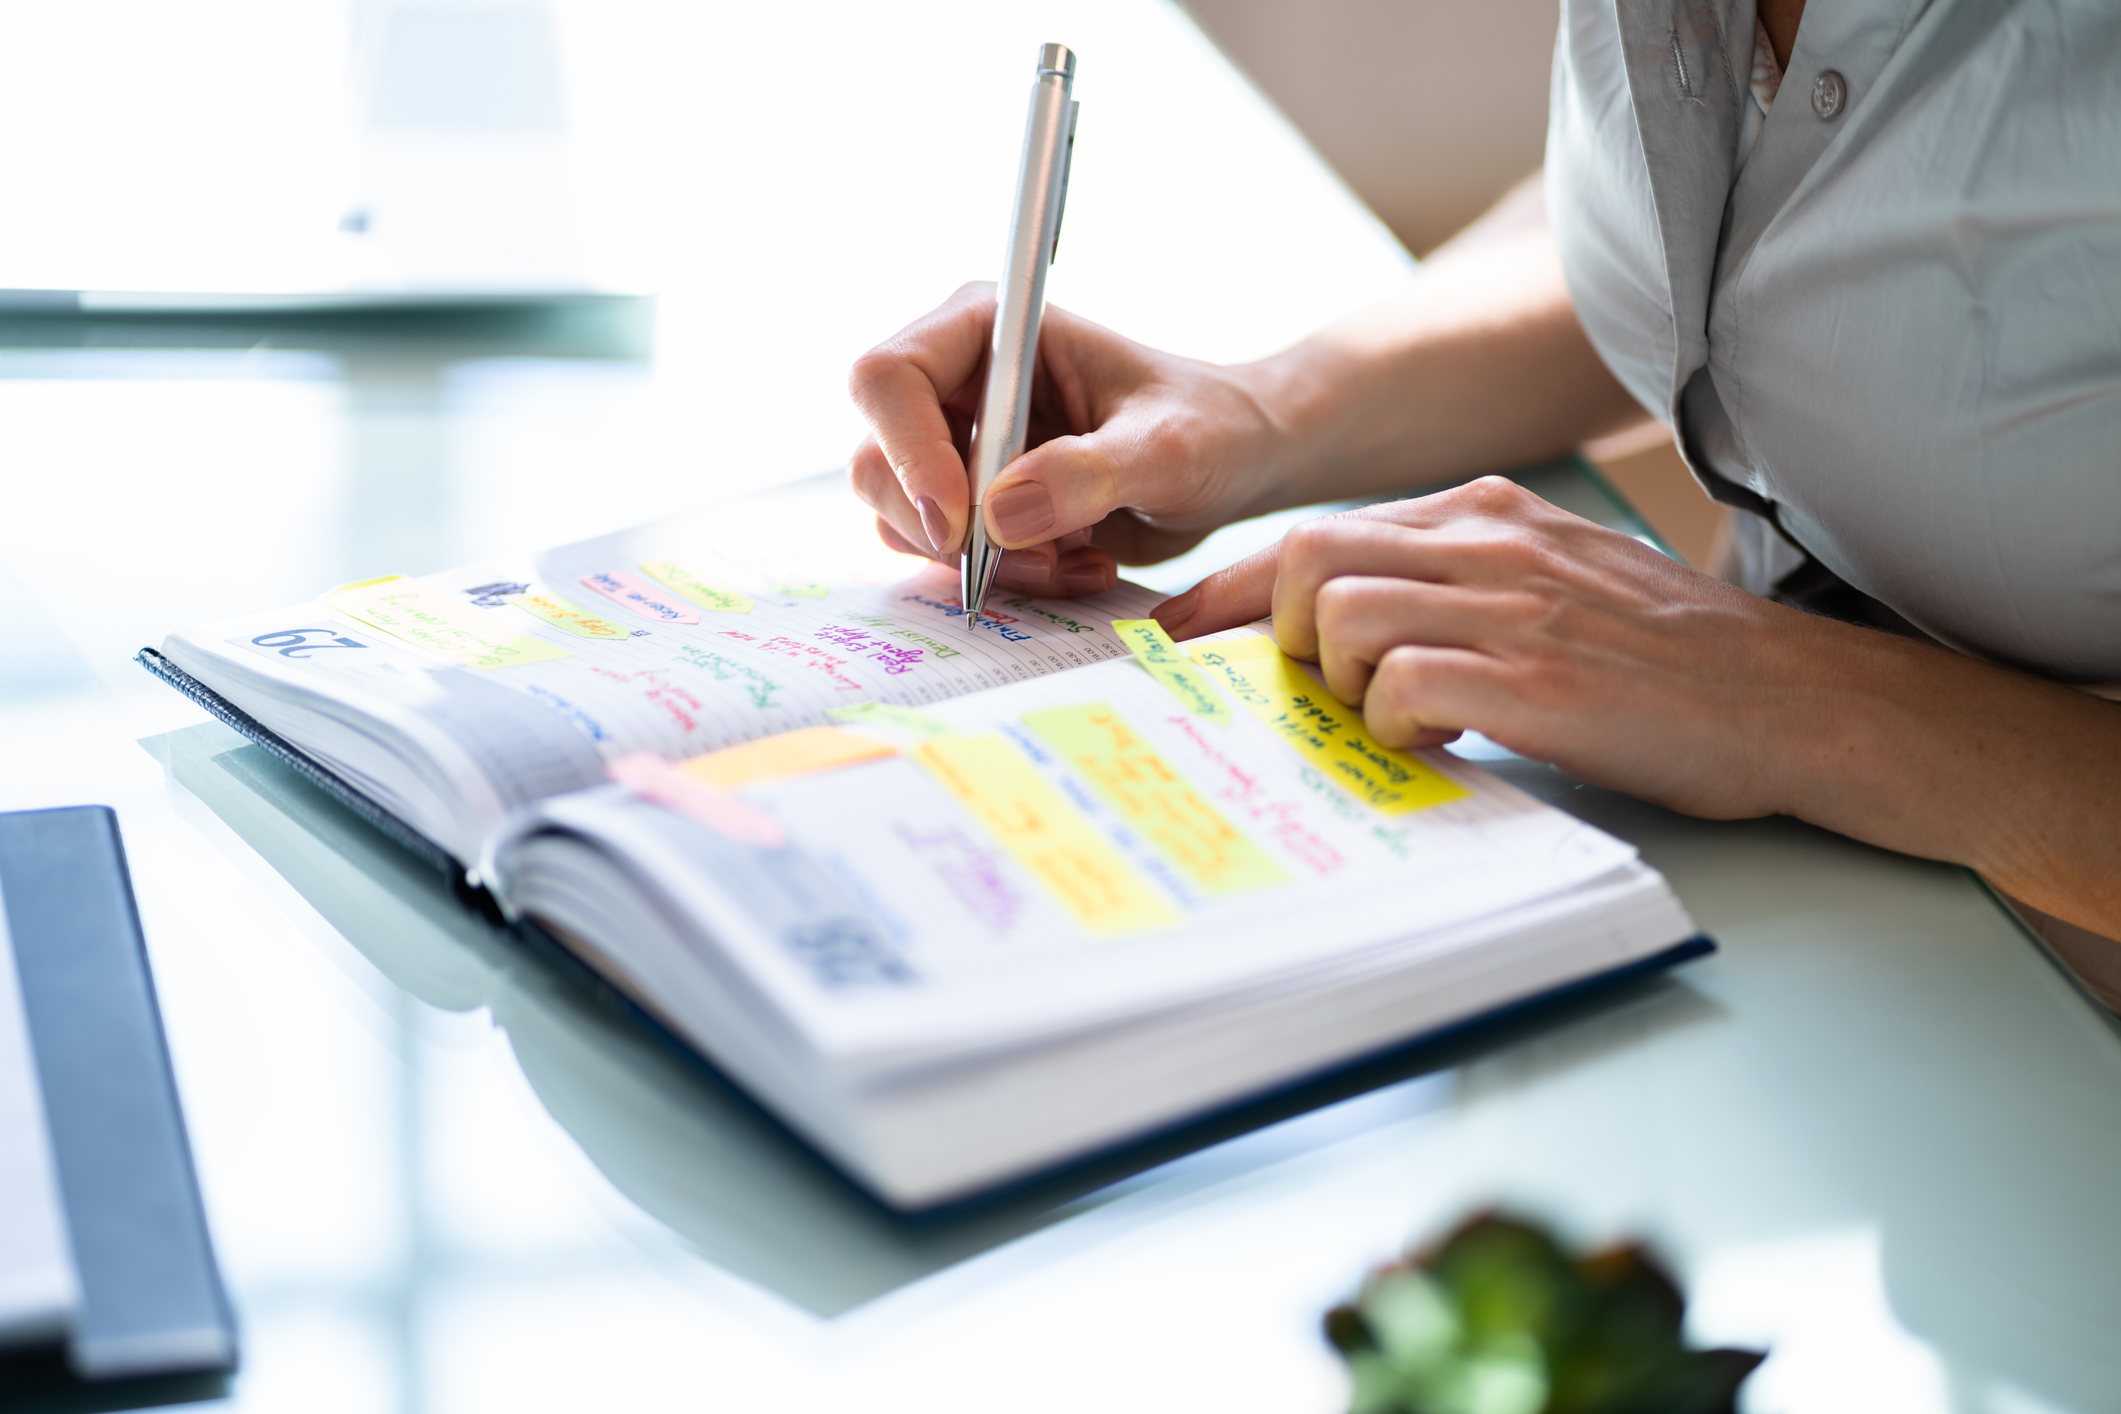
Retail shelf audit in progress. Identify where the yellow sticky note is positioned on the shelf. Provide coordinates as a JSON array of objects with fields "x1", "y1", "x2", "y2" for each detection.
[
  {"x1": 640, "y1": 560, "x2": 755, "y2": 614},
  {"x1": 827, "y1": 702, "x2": 956, "y2": 739},
  {"x1": 1188, "y1": 635, "x2": 1469, "y2": 816},
  {"x1": 680, "y1": 726, "x2": 898, "y2": 790},
  {"x1": 1024, "y1": 704, "x2": 1286, "y2": 898},
  {"x1": 917, "y1": 734, "x2": 1179, "y2": 937},
  {"x1": 328, "y1": 577, "x2": 570, "y2": 671},
  {"x1": 1111, "y1": 619, "x2": 1230, "y2": 722},
  {"x1": 505, "y1": 588, "x2": 632, "y2": 640}
]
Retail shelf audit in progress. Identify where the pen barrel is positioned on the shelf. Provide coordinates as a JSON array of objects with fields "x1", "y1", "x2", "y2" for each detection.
[{"x1": 965, "y1": 48, "x2": 1077, "y2": 508}]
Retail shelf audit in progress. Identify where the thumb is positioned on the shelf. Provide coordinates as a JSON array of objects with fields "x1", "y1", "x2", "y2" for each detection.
[
  {"x1": 980, "y1": 425, "x2": 1154, "y2": 549},
  {"x1": 1151, "y1": 540, "x2": 1279, "y2": 641}
]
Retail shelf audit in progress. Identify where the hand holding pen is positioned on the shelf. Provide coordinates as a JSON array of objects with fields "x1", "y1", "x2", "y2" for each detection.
[{"x1": 846, "y1": 45, "x2": 1283, "y2": 608}]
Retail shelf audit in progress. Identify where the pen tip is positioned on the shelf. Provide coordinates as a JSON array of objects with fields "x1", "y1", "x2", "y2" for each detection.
[{"x1": 960, "y1": 535, "x2": 1001, "y2": 621}]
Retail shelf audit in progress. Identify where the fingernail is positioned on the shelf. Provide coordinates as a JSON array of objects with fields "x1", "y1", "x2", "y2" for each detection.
[
  {"x1": 916, "y1": 495, "x2": 951, "y2": 554},
  {"x1": 1152, "y1": 587, "x2": 1200, "y2": 634},
  {"x1": 1059, "y1": 563, "x2": 1111, "y2": 595},
  {"x1": 987, "y1": 481, "x2": 1055, "y2": 544},
  {"x1": 998, "y1": 548, "x2": 1055, "y2": 579}
]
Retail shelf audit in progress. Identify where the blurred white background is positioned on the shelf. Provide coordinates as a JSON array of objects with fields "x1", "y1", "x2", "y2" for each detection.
[{"x1": 0, "y1": 0, "x2": 1714, "y2": 564}]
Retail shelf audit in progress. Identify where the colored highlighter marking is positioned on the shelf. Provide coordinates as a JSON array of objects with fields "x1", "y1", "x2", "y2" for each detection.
[
  {"x1": 1188, "y1": 635, "x2": 1469, "y2": 816},
  {"x1": 506, "y1": 587, "x2": 633, "y2": 639},
  {"x1": 828, "y1": 702, "x2": 957, "y2": 739},
  {"x1": 641, "y1": 560, "x2": 755, "y2": 614},
  {"x1": 1023, "y1": 703, "x2": 1285, "y2": 897},
  {"x1": 580, "y1": 569, "x2": 701, "y2": 625},
  {"x1": 680, "y1": 726, "x2": 898, "y2": 791},
  {"x1": 327, "y1": 576, "x2": 570, "y2": 671},
  {"x1": 916, "y1": 733, "x2": 1179, "y2": 937},
  {"x1": 609, "y1": 754, "x2": 786, "y2": 848}
]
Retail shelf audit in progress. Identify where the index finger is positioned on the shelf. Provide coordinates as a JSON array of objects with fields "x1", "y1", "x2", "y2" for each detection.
[
  {"x1": 846, "y1": 285, "x2": 994, "y2": 554},
  {"x1": 1150, "y1": 541, "x2": 1280, "y2": 641}
]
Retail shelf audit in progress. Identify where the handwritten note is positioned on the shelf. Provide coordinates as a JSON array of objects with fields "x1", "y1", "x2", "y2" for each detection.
[
  {"x1": 1023, "y1": 704, "x2": 1285, "y2": 897},
  {"x1": 898, "y1": 592, "x2": 1035, "y2": 642},
  {"x1": 642, "y1": 560, "x2": 755, "y2": 615},
  {"x1": 1000, "y1": 597, "x2": 1106, "y2": 636},
  {"x1": 581, "y1": 570, "x2": 700, "y2": 625},
  {"x1": 1112, "y1": 618, "x2": 1230, "y2": 723},
  {"x1": 327, "y1": 576, "x2": 570, "y2": 671},
  {"x1": 1189, "y1": 635, "x2": 1469, "y2": 816},
  {"x1": 673, "y1": 643, "x2": 782, "y2": 709},
  {"x1": 506, "y1": 587, "x2": 633, "y2": 640},
  {"x1": 681, "y1": 726, "x2": 899, "y2": 790},
  {"x1": 916, "y1": 734, "x2": 1179, "y2": 937},
  {"x1": 828, "y1": 702, "x2": 957, "y2": 739}
]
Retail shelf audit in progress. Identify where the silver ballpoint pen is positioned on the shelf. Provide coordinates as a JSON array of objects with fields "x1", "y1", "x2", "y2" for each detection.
[{"x1": 961, "y1": 42, "x2": 1078, "y2": 617}]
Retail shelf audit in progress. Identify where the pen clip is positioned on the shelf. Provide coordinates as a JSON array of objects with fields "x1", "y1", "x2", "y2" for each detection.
[{"x1": 1050, "y1": 99, "x2": 1078, "y2": 266}]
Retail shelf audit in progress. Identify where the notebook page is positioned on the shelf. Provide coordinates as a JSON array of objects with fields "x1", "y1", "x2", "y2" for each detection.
[
  {"x1": 164, "y1": 487, "x2": 1166, "y2": 851},
  {"x1": 510, "y1": 496, "x2": 1164, "y2": 758},
  {"x1": 507, "y1": 628, "x2": 1648, "y2": 1064},
  {"x1": 191, "y1": 498, "x2": 1161, "y2": 762}
]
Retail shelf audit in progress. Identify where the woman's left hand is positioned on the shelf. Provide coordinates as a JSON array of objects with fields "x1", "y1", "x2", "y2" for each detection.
[{"x1": 1152, "y1": 475, "x2": 1849, "y2": 821}]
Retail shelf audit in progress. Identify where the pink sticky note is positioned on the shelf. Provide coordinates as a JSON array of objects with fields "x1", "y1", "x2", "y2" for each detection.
[
  {"x1": 579, "y1": 570, "x2": 701, "y2": 626},
  {"x1": 608, "y1": 754, "x2": 786, "y2": 848}
]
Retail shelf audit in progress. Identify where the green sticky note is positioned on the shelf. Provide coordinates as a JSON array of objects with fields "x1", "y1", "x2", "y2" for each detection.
[
  {"x1": 1112, "y1": 618, "x2": 1231, "y2": 723},
  {"x1": 827, "y1": 702, "x2": 957, "y2": 739}
]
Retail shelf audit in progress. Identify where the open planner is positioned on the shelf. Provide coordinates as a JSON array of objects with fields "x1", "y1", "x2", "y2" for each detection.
[{"x1": 141, "y1": 479, "x2": 1708, "y2": 1208}]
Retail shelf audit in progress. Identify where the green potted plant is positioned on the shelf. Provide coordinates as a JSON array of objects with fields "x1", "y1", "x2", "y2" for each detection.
[{"x1": 1325, "y1": 1211, "x2": 1764, "y2": 1414}]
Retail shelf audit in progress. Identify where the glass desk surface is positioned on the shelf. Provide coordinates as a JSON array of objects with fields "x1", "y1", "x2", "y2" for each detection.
[{"x1": 4, "y1": 4, "x2": 2120, "y2": 1410}]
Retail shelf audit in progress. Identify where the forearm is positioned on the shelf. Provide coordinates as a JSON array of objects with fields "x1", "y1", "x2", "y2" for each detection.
[
  {"x1": 1243, "y1": 172, "x2": 1645, "y2": 509},
  {"x1": 1775, "y1": 617, "x2": 2121, "y2": 935}
]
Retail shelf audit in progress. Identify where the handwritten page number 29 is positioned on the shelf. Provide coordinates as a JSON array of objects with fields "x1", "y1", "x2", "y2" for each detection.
[{"x1": 251, "y1": 628, "x2": 368, "y2": 659}]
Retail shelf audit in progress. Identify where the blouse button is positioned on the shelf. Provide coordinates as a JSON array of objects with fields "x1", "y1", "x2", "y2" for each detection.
[{"x1": 1812, "y1": 70, "x2": 1849, "y2": 120}]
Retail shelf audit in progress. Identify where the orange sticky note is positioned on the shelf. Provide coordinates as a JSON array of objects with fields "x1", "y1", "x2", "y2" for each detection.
[
  {"x1": 609, "y1": 754, "x2": 786, "y2": 847},
  {"x1": 678, "y1": 726, "x2": 898, "y2": 790}
]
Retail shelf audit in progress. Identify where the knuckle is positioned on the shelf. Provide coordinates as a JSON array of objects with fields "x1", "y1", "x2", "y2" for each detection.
[
  {"x1": 846, "y1": 348, "x2": 896, "y2": 402},
  {"x1": 1066, "y1": 437, "x2": 1122, "y2": 513},
  {"x1": 1279, "y1": 516, "x2": 1345, "y2": 572},
  {"x1": 1464, "y1": 474, "x2": 1525, "y2": 510},
  {"x1": 1313, "y1": 577, "x2": 1360, "y2": 637},
  {"x1": 1371, "y1": 647, "x2": 1422, "y2": 704},
  {"x1": 951, "y1": 279, "x2": 994, "y2": 306},
  {"x1": 1363, "y1": 691, "x2": 1418, "y2": 749}
]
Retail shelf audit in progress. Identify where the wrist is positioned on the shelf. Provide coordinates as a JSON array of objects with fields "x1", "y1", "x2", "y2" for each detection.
[
  {"x1": 1758, "y1": 612, "x2": 2025, "y2": 873},
  {"x1": 1748, "y1": 603, "x2": 1926, "y2": 818},
  {"x1": 1233, "y1": 338, "x2": 1368, "y2": 512}
]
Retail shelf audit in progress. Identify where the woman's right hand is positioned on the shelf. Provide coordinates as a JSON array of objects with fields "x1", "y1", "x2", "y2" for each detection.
[{"x1": 847, "y1": 283, "x2": 1292, "y2": 598}]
